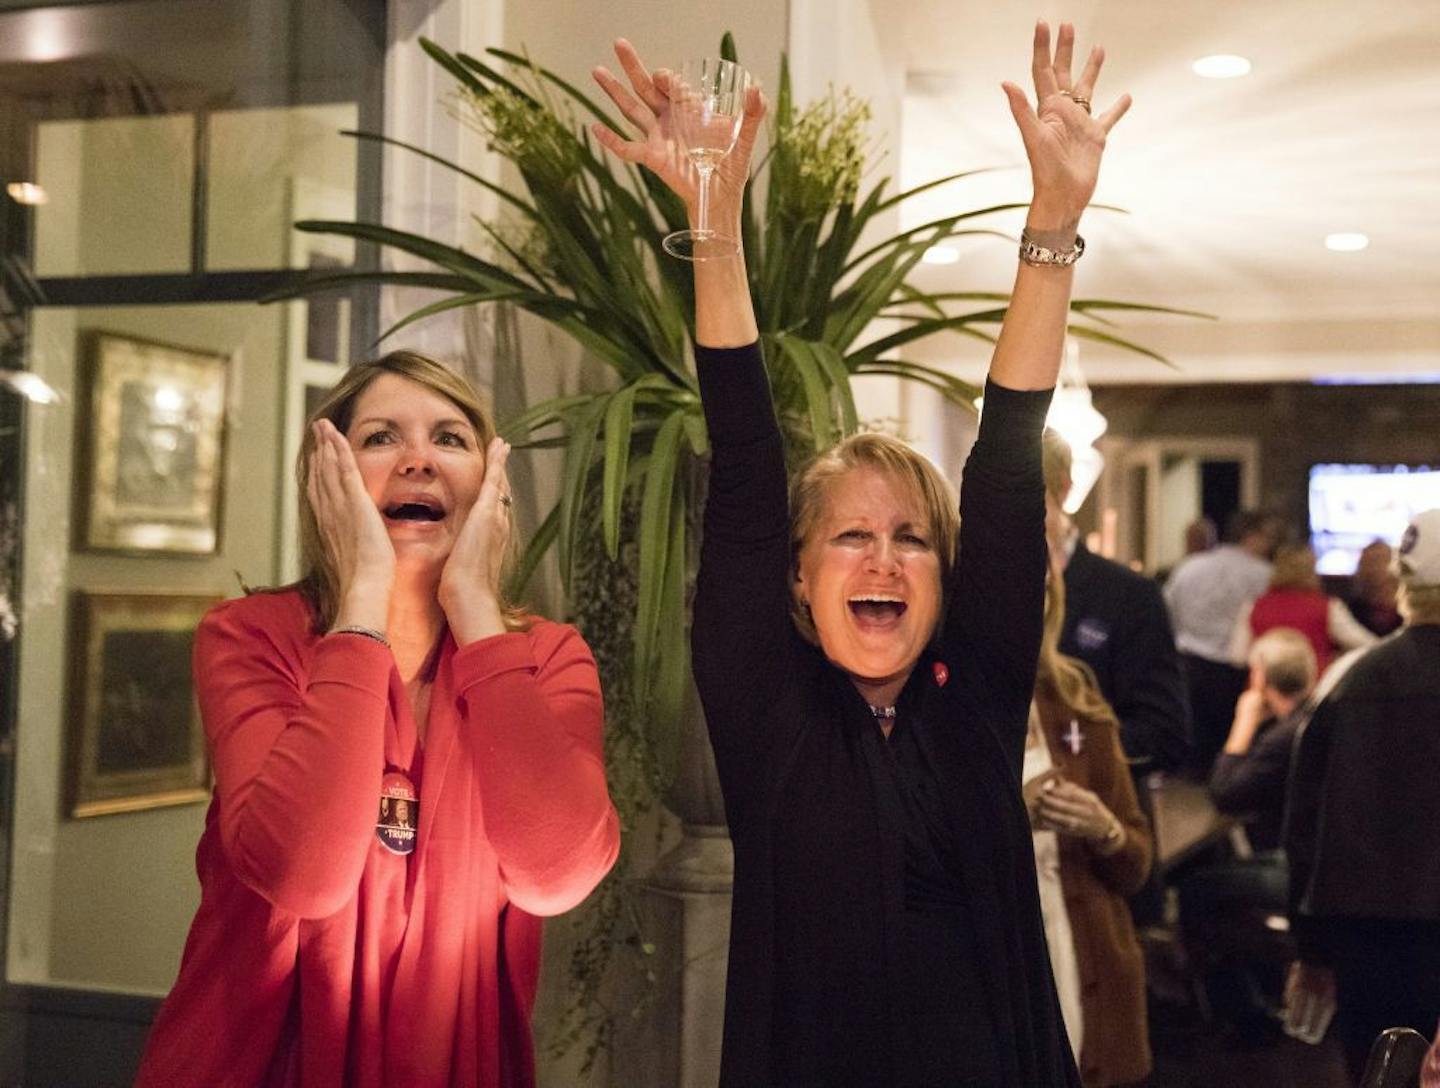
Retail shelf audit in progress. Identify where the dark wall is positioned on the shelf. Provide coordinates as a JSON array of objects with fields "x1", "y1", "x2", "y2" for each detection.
[
  {"x1": 1092, "y1": 381, "x2": 1440, "y2": 539},
  {"x1": 0, "y1": 988, "x2": 157, "y2": 1087}
]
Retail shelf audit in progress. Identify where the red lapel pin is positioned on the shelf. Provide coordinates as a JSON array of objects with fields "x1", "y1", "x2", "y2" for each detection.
[{"x1": 933, "y1": 661, "x2": 949, "y2": 687}]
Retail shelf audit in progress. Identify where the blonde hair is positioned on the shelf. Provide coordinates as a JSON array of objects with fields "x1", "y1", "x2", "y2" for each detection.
[
  {"x1": 1269, "y1": 544, "x2": 1320, "y2": 592},
  {"x1": 291, "y1": 350, "x2": 528, "y2": 633},
  {"x1": 1037, "y1": 555, "x2": 1121, "y2": 730},
  {"x1": 1400, "y1": 583, "x2": 1440, "y2": 626},
  {"x1": 1248, "y1": 627, "x2": 1317, "y2": 697},
  {"x1": 788, "y1": 432, "x2": 958, "y2": 643},
  {"x1": 1041, "y1": 427, "x2": 1072, "y2": 502}
]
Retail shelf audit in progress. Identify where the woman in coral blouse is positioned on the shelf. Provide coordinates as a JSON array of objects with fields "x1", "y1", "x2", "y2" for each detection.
[{"x1": 136, "y1": 351, "x2": 620, "y2": 1088}]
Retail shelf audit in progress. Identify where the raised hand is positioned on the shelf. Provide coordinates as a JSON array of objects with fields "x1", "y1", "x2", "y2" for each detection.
[
  {"x1": 591, "y1": 39, "x2": 766, "y2": 232},
  {"x1": 1001, "y1": 20, "x2": 1131, "y2": 228},
  {"x1": 438, "y1": 436, "x2": 511, "y2": 643},
  {"x1": 308, "y1": 419, "x2": 395, "y2": 629}
]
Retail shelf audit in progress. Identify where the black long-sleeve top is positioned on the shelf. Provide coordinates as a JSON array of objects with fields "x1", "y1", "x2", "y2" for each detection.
[
  {"x1": 691, "y1": 341, "x2": 1077, "y2": 1087},
  {"x1": 1208, "y1": 707, "x2": 1305, "y2": 853},
  {"x1": 1284, "y1": 625, "x2": 1440, "y2": 964},
  {"x1": 1060, "y1": 541, "x2": 1191, "y2": 772}
]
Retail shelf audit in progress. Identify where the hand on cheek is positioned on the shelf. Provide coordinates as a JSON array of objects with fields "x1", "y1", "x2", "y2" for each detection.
[
  {"x1": 439, "y1": 437, "x2": 511, "y2": 644},
  {"x1": 308, "y1": 420, "x2": 396, "y2": 625}
]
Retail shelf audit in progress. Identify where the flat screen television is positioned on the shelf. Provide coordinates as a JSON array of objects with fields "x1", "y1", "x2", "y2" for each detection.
[{"x1": 1309, "y1": 463, "x2": 1440, "y2": 575}]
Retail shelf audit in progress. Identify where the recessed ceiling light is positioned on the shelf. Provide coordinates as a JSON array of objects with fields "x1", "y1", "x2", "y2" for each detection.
[
  {"x1": 922, "y1": 245, "x2": 959, "y2": 265},
  {"x1": 1192, "y1": 54, "x2": 1251, "y2": 79},
  {"x1": 6, "y1": 182, "x2": 47, "y2": 205},
  {"x1": 1324, "y1": 232, "x2": 1369, "y2": 252}
]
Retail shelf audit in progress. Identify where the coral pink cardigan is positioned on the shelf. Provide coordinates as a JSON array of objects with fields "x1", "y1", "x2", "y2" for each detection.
[{"x1": 136, "y1": 590, "x2": 619, "y2": 1087}]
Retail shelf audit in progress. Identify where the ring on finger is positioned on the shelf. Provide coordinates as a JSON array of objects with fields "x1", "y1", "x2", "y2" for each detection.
[{"x1": 1071, "y1": 95, "x2": 1092, "y2": 113}]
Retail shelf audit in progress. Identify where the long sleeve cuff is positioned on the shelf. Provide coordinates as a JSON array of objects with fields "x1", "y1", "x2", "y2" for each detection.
[
  {"x1": 309, "y1": 632, "x2": 394, "y2": 697},
  {"x1": 453, "y1": 631, "x2": 537, "y2": 689}
]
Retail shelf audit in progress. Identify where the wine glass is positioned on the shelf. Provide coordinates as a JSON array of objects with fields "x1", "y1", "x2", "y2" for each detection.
[{"x1": 662, "y1": 57, "x2": 748, "y2": 261}]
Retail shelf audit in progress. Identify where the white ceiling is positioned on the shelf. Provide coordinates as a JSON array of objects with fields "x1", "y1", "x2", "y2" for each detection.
[{"x1": 892, "y1": 0, "x2": 1440, "y2": 384}]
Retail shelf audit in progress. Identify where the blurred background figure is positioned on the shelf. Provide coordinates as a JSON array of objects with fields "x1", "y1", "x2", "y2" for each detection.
[
  {"x1": 1043, "y1": 429, "x2": 1187, "y2": 931},
  {"x1": 1229, "y1": 544, "x2": 1377, "y2": 678},
  {"x1": 1164, "y1": 510, "x2": 1282, "y2": 775},
  {"x1": 1214, "y1": 628, "x2": 1317, "y2": 856},
  {"x1": 1027, "y1": 564, "x2": 1154, "y2": 1087},
  {"x1": 1043, "y1": 430, "x2": 1191, "y2": 774},
  {"x1": 1185, "y1": 516, "x2": 1219, "y2": 557},
  {"x1": 1345, "y1": 539, "x2": 1403, "y2": 637},
  {"x1": 1284, "y1": 508, "x2": 1440, "y2": 1079},
  {"x1": 1156, "y1": 516, "x2": 1220, "y2": 585},
  {"x1": 1180, "y1": 628, "x2": 1318, "y2": 1041}
]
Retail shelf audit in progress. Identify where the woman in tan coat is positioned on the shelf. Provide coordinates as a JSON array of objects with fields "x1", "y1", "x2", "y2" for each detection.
[{"x1": 1026, "y1": 562, "x2": 1154, "y2": 1086}]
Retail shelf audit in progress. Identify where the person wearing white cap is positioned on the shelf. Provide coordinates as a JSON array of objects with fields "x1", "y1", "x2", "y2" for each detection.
[{"x1": 1283, "y1": 508, "x2": 1440, "y2": 1078}]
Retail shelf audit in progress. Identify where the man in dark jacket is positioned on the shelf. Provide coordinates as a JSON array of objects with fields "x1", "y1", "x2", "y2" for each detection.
[
  {"x1": 1211, "y1": 627, "x2": 1318, "y2": 853},
  {"x1": 1042, "y1": 431, "x2": 1191, "y2": 773},
  {"x1": 1043, "y1": 431, "x2": 1191, "y2": 927},
  {"x1": 1284, "y1": 508, "x2": 1440, "y2": 1078},
  {"x1": 1178, "y1": 628, "x2": 1318, "y2": 1038}
]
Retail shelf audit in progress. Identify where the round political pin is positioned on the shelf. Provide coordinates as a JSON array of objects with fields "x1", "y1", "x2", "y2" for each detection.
[
  {"x1": 933, "y1": 661, "x2": 950, "y2": 687},
  {"x1": 376, "y1": 770, "x2": 419, "y2": 855}
]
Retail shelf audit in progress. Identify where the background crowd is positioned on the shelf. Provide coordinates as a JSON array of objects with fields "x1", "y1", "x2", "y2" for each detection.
[{"x1": 1041, "y1": 424, "x2": 1440, "y2": 1086}]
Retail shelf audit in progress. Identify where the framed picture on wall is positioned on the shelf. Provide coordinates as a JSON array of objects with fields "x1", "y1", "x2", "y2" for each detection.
[
  {"x1": 78, "y1": 332, "x2": 229, "y2": 554},
  {"x1": 66, "y1": 591, "x2": 217, "y2": 818}
]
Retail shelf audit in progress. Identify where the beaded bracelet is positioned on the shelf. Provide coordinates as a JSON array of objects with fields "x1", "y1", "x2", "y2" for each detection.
[{"x1": 330, "y1": 624, "x2": 391, "y2": 649}]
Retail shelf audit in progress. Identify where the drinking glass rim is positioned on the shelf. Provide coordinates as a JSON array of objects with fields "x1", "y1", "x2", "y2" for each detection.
[{"x1": 676, "y1": 56, "x2": 749, "y2": 88}]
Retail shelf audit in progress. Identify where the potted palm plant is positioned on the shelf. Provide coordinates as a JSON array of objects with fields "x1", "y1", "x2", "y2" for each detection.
[{"x1": 280, "y1": 34, "x2": 1197, "y2": 1065}]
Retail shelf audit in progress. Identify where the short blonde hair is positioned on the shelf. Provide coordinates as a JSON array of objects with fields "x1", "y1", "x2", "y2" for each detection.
[
  {"x1": 788, "y1": 432, "x2": 958, "y2": 643},
  {"x1": 1041, "y1": 427, "x2": 1072, "y2": 502},
  {"x1": 1248, "y1": 627, "x2": 1316, "y2": 697},
  {"x1": 1269, "y1": 545, "x2": 1320, "y2": 592},
  {"x1": 1400, "y1": 583, "x2": 1440, "y2": 626},
  {"x1": 292, "y1": 350, "x2": 526, "y2": 632}
]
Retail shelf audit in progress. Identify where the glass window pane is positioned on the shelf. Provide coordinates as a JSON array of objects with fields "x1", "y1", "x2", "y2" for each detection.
[
  {"x1": 33, "y1": 113, "x2": 195, "y2": 277},
  {"x1": 206, "y1": 104, "x2": 358, "y2": 271},
  {"x1": 9, "y1": 300, "x2": 290, "y2": 994}
]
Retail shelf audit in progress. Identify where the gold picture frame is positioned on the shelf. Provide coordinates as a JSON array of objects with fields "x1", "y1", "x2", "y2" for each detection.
[
  {"x1": 67, "y1": 591, "x2": 217, "y2": 818},
  {"x1": 78, "y1": 332, "x2": 229, "y2": 554}
]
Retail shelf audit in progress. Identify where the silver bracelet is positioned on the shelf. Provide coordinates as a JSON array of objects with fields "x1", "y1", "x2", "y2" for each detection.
[
  {"x1": 330, "y1": 624, "x2": 391, "y2": 648},
  {"x1": 1019, "y1": 229, "x2": 1085, "y2": 267}
]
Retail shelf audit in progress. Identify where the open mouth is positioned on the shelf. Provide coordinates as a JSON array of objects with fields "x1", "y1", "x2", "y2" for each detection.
[
  {"x1": 848, "y1": 596, "x2": 907, "y2": 624},
  {"x1": 383, "y1": 499, "x2": 446, "y2": 522}
]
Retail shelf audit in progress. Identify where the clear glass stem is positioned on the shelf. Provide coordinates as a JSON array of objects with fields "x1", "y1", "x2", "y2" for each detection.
[{"x1": 695, "y1": 165, "x2": 714, "y2": 236}]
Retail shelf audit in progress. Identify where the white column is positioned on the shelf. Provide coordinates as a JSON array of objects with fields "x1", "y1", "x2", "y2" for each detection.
[{"x1": 788, "y1": 0, "x2": 925, "y2": 450}]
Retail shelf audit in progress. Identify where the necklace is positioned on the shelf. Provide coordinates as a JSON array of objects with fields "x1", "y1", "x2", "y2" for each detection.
[{"x1": 869, "y1": 704, "x2": 897, "y2": 720}]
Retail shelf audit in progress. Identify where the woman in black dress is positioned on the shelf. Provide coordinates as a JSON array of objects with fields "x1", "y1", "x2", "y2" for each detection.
[{"x1": 593, "y1": 22, "x2": 1130, "y2": 1086}]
